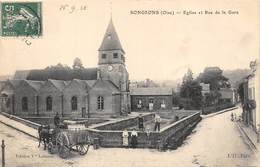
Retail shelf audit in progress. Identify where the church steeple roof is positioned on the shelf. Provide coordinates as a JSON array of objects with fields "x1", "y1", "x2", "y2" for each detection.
[{"x1": 99, "y1": 19, "x2": 125, "y2": 53}]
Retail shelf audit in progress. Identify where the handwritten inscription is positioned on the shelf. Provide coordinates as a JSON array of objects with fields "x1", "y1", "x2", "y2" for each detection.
[{"x1": 59, "y1": 4, "x2": 87, "y2": 13}]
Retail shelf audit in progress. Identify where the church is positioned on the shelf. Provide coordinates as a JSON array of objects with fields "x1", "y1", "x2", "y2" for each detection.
[{"x1": 0, "y1": 19, "x2": 131, "y2": 118}]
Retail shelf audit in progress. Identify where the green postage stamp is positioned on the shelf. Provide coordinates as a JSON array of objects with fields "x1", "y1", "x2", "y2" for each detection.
[{"x1": 0, "y1": 2, "x2": 42, "y2": 37}]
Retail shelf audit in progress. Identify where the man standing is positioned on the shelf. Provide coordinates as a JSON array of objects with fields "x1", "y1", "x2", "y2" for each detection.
[
  {"x1": 54, "y1": 112, "x2": 60, "y2": 127},
  {"x1": 154, "y1": 114, "x2": 161, "y2": 132},
  {"x1": 138, "y1": 114, "x2": 144, "y2": 131}
]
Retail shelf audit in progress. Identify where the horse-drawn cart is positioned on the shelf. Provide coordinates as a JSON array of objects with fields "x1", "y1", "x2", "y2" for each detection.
[{"x1": 39, "y1": 120, "x2": 91, "y2": 159}]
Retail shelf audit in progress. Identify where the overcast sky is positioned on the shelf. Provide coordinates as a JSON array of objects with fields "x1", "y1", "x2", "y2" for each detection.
[{"x1": 0, "y1": 0, "x2": 259, "y2": 80}]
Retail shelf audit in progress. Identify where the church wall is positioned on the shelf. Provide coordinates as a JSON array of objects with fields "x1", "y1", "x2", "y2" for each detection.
[
  {"x1": 14, "y1": 83, "x2": 37, "y2": 116},
  {"x1": 63, "y1": 84, "x2": 87, "y2": 118},
  {"x1": 0, "y1": 83, "x2": 15, "y2": 114},
  {"x1": 89, "y1": 89, "x2": 114, "y2": 115},
  {"x1": 112, "y1": 94, "x2": 121, "y2": 115},
  {"x1": 99, "y1": 66, "x2": 121, "y2": 88},
  {"x1": 38, "y1": 84, "x2": 62, "y2": 117}
]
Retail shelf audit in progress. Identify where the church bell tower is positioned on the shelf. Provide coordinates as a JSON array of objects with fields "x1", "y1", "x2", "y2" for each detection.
[{"x1": 98, "y1": 18, "x2": 130, "y2": 115}]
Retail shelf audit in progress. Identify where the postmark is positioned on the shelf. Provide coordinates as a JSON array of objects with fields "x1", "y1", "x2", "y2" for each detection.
[{"x1": 1, "y1": 1, "x2": 42, "y2": 37}]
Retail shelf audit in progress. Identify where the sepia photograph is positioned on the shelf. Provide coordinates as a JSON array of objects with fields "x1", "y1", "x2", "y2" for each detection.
[{"x1": 0, "y1": 0, "x2": 259, "y2": 166}]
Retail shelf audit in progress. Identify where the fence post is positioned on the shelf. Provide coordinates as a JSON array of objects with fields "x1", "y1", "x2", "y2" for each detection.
[{"x1": 1, "y1": 140, "x2": 5, "y2": 167}]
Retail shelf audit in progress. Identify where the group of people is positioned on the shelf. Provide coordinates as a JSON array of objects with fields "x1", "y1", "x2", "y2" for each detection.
[
  {"x1": 122, "y1": 129, "x2": 138, "y2": 148},
  {"x1": 231, "y1": 112, "x2": 240, "y2": 122},
  {"x1": 122, "y1": 114, "x2": 161, "y2": 148},
  {"x1": 138, "y1": 114, "x2": 161, "y2": 131}
]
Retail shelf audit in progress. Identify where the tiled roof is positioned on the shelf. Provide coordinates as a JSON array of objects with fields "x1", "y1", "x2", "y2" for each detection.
[
  {"x1": 98, "y1": 19, "x2": 124, "y2": 53},
  {"x1": 72, "y1": 79, "x2": 90, "y2": 90},
  {"x1": 84, "y1": 80, "x2": 97, "y2": 88},
  {"x1": 26, "y1": 80, "x2": 44, "y2": 91},
  {"x1": 92, "y1": 80, "x2": 119, "y2": 93},
  {"x1": 130, "y1": 87, "x2": 173, "y2": 96},
  {"x1": 0, "y1": 81, "x2": 6, "y2": 92},
  {"x1": 9, "y1": 79, "x2": 23, "y2": 87},
  {"x1": 105, "y1": 80, "x2": 120, "y2": 93},
  {"x1": 18, "y1": 68, "x2": 98, "y2": 81},
  {"x1": 13, "y1": 70, "x2": 30, "y2": 79},
  {"x1": 48, "y1": 79, "x2": 67, "y2": 91}
]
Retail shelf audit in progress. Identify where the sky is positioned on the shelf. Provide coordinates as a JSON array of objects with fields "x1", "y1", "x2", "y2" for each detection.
[{"x1": 0, "y1": 0, "x2": 259, "y2": 80}]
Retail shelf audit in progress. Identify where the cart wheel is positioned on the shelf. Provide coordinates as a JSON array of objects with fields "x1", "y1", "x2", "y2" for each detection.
[
  {"x1": 47, "y1": 142, "x2": 55, "y2": 154},
  {"x1": 58, "y1": 145, "x2": 70, "y2": 159},
  {"x1": 78, "y1": 144, "x2": 90, "y2": 155}
]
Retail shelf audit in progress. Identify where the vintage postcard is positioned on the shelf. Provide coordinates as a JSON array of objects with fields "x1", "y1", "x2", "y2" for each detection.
[{"x1": 0, "y1": 0, "x2": 259, "y2": 167}]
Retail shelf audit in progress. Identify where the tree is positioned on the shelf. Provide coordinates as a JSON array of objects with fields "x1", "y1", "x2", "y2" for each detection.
[
  {"x1": 198, "y1": 67, "x2": 231, "y2": 90},
  {"x1": 180, "y1": 69, "x2": 196, "y2": 98},
  {"x1": 180, "y1": 69, "x2": 203, "y2": 109},
  {"x1": 183, "y1": 68, "x2": 193, "y2": 84},
  {"x1": 73, "y1": 57, "x2": 84, "y2": 70}
]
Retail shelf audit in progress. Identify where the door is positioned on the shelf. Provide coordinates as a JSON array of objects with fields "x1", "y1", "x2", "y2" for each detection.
[{"x1": 82, "y1": 107, "x2": 86, "y2": 118}]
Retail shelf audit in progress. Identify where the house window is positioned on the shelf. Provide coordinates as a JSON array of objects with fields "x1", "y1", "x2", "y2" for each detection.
[
  {"x1": 102, "y1": 54, "x2": 106, "y2": 59},
  {"x1": 46, "y1": 96, "x2": 52, "y2": 111},
  {"x1": 113, "y1": 53, "x2": 118, "y2": 58},
  {"x1": 149, "y1": 98, "x2": 154, "y2": 103},
  {"x1": 22, "y1": 97, "x2": 28, "y2": 111},
  {"x1": 97, "y1": 96, "x2": 104, "y2": 110},
  {"x1": 71, "y1": 96, "x2": 77, "y2": 111}
]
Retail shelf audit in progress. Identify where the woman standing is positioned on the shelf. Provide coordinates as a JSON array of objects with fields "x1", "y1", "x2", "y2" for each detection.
[{"x1": 122, "y1": 129, "x2": 129, "y2": 147}]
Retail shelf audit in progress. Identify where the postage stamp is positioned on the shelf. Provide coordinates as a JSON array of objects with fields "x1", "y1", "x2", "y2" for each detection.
[{"x1": 0, "y1": 2, "x2": 42, "y2": 37}]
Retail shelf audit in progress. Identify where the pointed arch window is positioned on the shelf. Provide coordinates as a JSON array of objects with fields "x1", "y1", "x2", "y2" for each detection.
[
  {"x1": 22, "y1": 97, "x2": 28, "y2": 111},
  {"x1": 71, "y1": 96, "x2": 78, "y2": 111},
  {"x1": 46, "y1": 96, "x2": 52, "y2": 111},
  {"x1": 97, "y1": 96, "x2": 104, "y2": 110}
]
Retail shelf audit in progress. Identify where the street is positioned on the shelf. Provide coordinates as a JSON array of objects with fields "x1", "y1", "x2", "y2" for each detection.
[{"x1": 0, "y1": 108, "x2": 259, "y2": 167}]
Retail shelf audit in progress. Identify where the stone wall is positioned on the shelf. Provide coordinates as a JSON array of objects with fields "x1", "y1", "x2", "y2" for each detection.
[
  {"x1": 22, "y1": 116, "x2": 108, "y2": 127},
  {"x1": 14, "y1": 84, "x2": 37, "y2": 116},
  {"x1": 88, "y1": 112, "x2": 201, "y2": 148},
  {"x1": 94, "y1": 113, "x2": 154, "y2": 130},
  {"x1": 38, "y1": 82, "x2": 63, "y2": 117},
  {"x1": 89, "y1": 89, "x2": 114, "y2": 114},
  {"x1": 202, "y1": 103, "x2": 235, "y2": 114}
]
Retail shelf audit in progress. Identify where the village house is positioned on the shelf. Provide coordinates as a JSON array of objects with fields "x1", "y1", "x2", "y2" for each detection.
[
  {"x1": 218, "y1": 88, "x2": 236, "y2": 105},
  {"x1": 130, "y1": 87, "x2": 174, "y2": 111},
  {"x1": 241, "y1": 60, "x2": 259, "y2": 133}
]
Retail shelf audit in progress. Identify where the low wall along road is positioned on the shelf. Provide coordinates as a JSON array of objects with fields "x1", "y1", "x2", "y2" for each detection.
[{"x1": 88, "y1": 112, "x2": 202, "y2": 149}]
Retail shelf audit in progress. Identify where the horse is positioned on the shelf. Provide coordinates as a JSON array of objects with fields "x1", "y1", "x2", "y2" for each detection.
[{"x1": 38, "y1": 125, "x2": 51, "y2": 150}]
